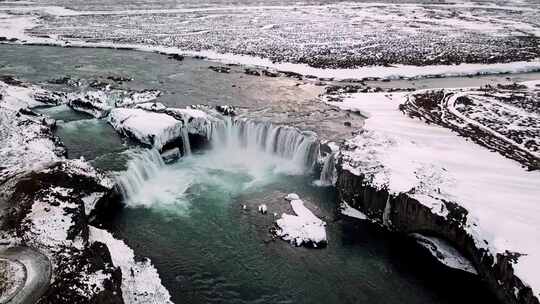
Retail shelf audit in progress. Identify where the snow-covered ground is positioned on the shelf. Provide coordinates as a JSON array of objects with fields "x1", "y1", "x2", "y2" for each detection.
[
  {"x1": 0, "y1": 79, "x2": 172, "y2": 303},
  {"x1": 89, "y1": 226, "x2": 173, "y2": 304},
  {"x1": 66, "y1": 89, "x2": 160, "y2": 118},
  {"x1": 2, "y1": 0, "x2": 539, "y2": 69},
  {"x1": 0, "y1": 159, "x2": 118, "y2": 302},
  {"x1": 329, "y1": 90, "x2": 540, "y2": 298},
  {"x1": 0, "y1": 80, "x2": 64, "y2": 182},
  {"x1": 108, "y1": 108, "x2": 184, "y2": 151},
  {"x1": 1, "y1": 1, "x2": 539, "y2": 78},
  {"x1": 399, "y1": 82, "x2": 539, "y2": 169},
  {"x1": 276, "y1": 193, "x2": 327, "y2": 248},
  {"x1": 107, "y1": 105, "x2": 219, "y2": 152}
]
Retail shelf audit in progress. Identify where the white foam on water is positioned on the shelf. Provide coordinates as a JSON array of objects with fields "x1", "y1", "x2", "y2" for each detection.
[{"x1": 115, "y1": 118, "x2": 319, "y2": 214}]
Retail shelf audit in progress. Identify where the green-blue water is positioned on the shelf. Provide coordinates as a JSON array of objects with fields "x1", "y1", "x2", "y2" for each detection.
[{"x1": 3, "y1": 44, "x2": 501, "y2": 304}]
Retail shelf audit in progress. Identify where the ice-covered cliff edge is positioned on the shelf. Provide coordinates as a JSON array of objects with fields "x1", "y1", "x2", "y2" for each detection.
[{"x1": 330, "y1": 90, "x2": 540, "y2": 304}]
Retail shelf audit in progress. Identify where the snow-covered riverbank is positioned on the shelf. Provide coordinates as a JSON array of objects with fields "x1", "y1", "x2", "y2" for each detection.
[
  {"x1": 0, "y1": 79, "x2": 172, "y2": 303},
  {"x1": 330, "y1": 87, "x2": 540, "y2": 302}
]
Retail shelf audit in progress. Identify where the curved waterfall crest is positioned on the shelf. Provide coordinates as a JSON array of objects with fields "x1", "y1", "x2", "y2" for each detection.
[
  {"x1": 116, "y1": 116, "x2": 323, "y2": 202},
  {"x1": 116, "y1": 149, "x2": 165, "y2": 201},
  {"x1": 208, "y1": 117, "x2": 319, "y2": 170}
]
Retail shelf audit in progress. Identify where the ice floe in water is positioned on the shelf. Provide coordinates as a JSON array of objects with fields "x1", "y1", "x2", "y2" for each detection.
[{"x1": 276, "y1": 194, "x2": 327, "y2": 248}]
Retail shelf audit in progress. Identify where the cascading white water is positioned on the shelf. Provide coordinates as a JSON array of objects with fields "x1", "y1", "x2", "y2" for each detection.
[
  {"x1": 181, "y1": 127, "x2": 192, "y2": 156},
  {"x1": 210, "y1": 118, "x2": 319, "y2": 171},
  {"x1": 116, "y1": 117, "x2": 321, "y2": 205},
  {"x1": 116, "y1": 149, "x2": 165, "y2": 201},
  {"x1": 318, "y1": 152, "x2": 337, "y2": 186}
]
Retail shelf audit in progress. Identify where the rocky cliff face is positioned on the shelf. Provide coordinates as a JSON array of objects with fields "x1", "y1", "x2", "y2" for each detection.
[
  {"x1": 0, "y1": 160, "x2": 124, "y2": 304},
  {"x1": 0, "y1": 78, "x2": 135, "y2": 303},
  {"x1": 336, "y1": 168, "x2": 539, "y2": 304}
]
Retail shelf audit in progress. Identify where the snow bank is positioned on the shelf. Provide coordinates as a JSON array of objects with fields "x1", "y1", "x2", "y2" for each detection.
[
  {"x1": 24, "y1": 186, "x2": 80, "y2": 247},
  {"x1": 67, "y1": 89, "x2": 161, "y2": 118},
  {"x1": 0, "y1": 81, "x2": 64, "y2": 182},
  {"x1": 135, "y1": 102, "x2": 167, "y2": 112},
  {"x1": 165, "y1": 107, "x2": 216, "y2": 139},
  {"x1": 0, "y1": 110, "x2": 60, "y2": 181},
  {"x1": 67, "y1": 90, "x2": 114, "y2": 118},
  {"x1": 51, "y1": 158, "x2": 114, "y2": 189},
  {"x1": 276, "y1": 194, "x2": 327, "y2": 247},
  {"x1": 284, "y1": 193, "x2": 300, "y2": 201},
  {"x1": 0, "y1": 13, "x2": 38, "y2": 41},
  {"x1": 89, "y1": 226, "x2": 173, "y2": 304},
  {"x1": 118, "y1": 90, "x2": 161, "y2": 107},
  {"x1": 411, "y1": 233, "x2": 478, "y2": 275},
  {"x1": 0, "y1": 80, "x2": 64, "y2": 109},
  {"x1": 108, "y1": 108, "x2": 183, "y2": 151},
  {"x1": 181, "y1": 49, "x2": 540, "y2": 80},
  {"x1": 331, "y1": 91, "x2": 540, "y2": 296}
]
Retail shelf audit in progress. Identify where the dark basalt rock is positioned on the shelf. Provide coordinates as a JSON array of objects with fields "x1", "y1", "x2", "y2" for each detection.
[
  {"x1": 215, "y1": 105, "x2": 237, "y2": 116},
  {"x1": 0, "y1": 75, "x2": 26, "y2": 87},
  {"x1": 325, "y1": 85, "x2": 363, "y2": 95},
  {"x1": 35, "y1": 91, "x2": 66, "y2": 105},
  {"x1": 168, "y1": 54, "x2": 185, "y2": 61},
  {"x1": 0, "y1": 162, "x2": 111, "y2": 232},
  {"x1": 107, "y1": 75, "x2": 132, "y2": 83},
  {"x1": 37, "y1": 242, "x2": 124, "y2": 304},
  {"x1": 90, "y1": 187, "x2": 124, "y2": 225},
  {"x1": 262, "y1": 69, "x2": 279, "y2": 77},
  {"x1": 208, "y1": 66, "x2": 231, "y2": 73},
  {"x1": 244, "y1": 68, "x2": 261, "y2": 76},
  {"x1": 18, "y1": 108, "x2": 39, "y2": 116},
  {"x1": 48, "y1": 76, "x2": 72, "y2": 85},
  {"x1": 0, "y1": 160, "x2": 124, "y2": 303},
  {"x1": 88, "y1": 80, "x2": 110, "y2": 90},
  {"x1": 336, "y1": 168, "x2": 539, "y2": 304},
  {"x1": 278, "y1": 70, "x2": 303, "y2": 80}
]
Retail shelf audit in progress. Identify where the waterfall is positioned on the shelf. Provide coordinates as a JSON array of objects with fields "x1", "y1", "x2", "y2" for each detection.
[
  {"x1": 181, "y1": 127, "x2": 192, "y2": 156},
  {"x1": 210, "y1": 118, "x2": 319, "y2": 171},
  {"x1": 383, "y1": 196, "x2": 392, "y2": 228},
  {"x1": 318, "y1": 152, "x2": 337, "y2": 186},
  {"x1": 116, "y1": 149, "x2": 164, "y2": 201},
  {"x1": 115, "y1": 118, "x2": 319, "y2": 204}
]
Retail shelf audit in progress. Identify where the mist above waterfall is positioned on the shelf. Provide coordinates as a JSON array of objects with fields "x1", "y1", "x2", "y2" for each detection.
[{"x1": 116, "y1": 118, "x2": 320, "y2": 213}]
